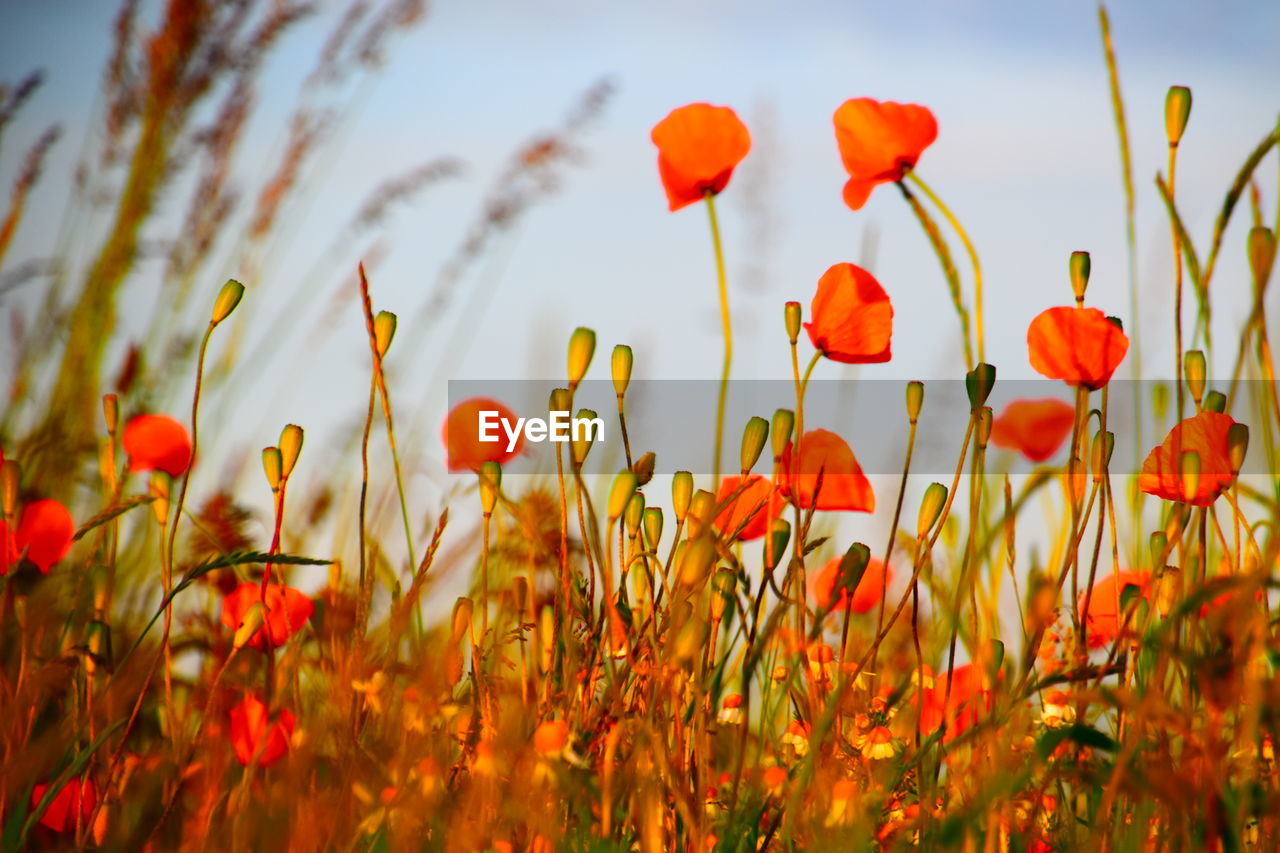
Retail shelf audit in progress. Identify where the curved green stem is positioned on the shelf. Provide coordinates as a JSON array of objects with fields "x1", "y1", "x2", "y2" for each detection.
[{"x1": 705, "y1": 192, "x2": 732, "y2": 488}]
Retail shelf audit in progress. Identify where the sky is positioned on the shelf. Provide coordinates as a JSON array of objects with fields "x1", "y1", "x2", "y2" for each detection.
[{"x1": 2, "y1": 1, "x2": 1278, "y2": 598}]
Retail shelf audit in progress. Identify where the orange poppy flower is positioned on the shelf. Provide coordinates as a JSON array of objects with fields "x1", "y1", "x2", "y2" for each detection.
[
  {"x1": 990, "y1": 399, "x2": 1076, "y2": 462},
  {"x1": 30, "y1": 778, "x2": 96, "y2": 833},
  {"x1": 833, "y1": 98, "x2": 938, "y2": 210},
  {"x1": 1139, "y1": 412, "x2": 1236, "y2": 506},
  {"x1": 778, "y1": 429, "x2": 875, "y2": 512},
  {"x1": 122, "y1": 414, "x2": 192, "y2": 476},
  {"x1": 1078, "y1": 570, "x2": 1151, "y2": 649},
  {"x1": 442, "y1": 397, "x2": 523, "y2": 473},
  {"x1": 810, "y1": 555, "x2": 890, "y2": 614},
  {"x1": 532, "y1": 719, "x2": 569, "y2": 756},
  {"x1": 229, "y1": 694, "x2": 294, "y2": 767},
  {"x1": 1027, "y1": 306, "x2": 1129, "y2": 390},
  {"x1": 803, "y1": 263, "x2": 893, "y2": 363},
  {"x1": 713, "y1": 474, "x2": 783, "y2": 541},
  {"x1": 221, "y1": 582, "x2": 314, "y2": 650},
  {"x1": 651, "y1": 103, "x2": 751, "y2": 212}
]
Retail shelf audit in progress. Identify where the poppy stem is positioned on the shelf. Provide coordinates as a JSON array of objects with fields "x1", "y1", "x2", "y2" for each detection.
[
  {"x1": 906, "y1": 170, "x2": 984, "y2": 364},
  {"x1": 704, "y1": 191, "x2": 732, "y2": 489}
]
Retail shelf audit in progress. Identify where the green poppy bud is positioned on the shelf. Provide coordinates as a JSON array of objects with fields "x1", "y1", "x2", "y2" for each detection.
[
  {"x1": 549, "y1": 387, "x2": 571, "y2": 417},
  {"x1": 1069, "y1": 251, "x2": 1091, "y2": 304},
  {"x1": 1183, "y1": 350, "x2": 1205, "y2": 404},
  {"x1": 740, "y1": 416, "x2": 769, "y2": 475},
  {"x1": 1247, "y1": 226, "x2": 1275, "y2": 290},
  {"x1": 763, "y1": 518, "x2": 790, "y2": 572},
  {"x1": 905, "y1": 381, "x2": 923, "y2": 423},
  {"x1": 784, "y1": 301, "x2": 802, "y2": 345},
  {"x1": 679, "y1": 534, "x2": 717, "y2": 587},
  {"x1": 836, "y1": 542, "x2": 871, "y2": 600},
  {"x1": 672, "y1": 471, "x2": 694, "y2": 524},
  {"x1": 479, "y1": 461, "x2": 502, "y2": 515},
  {"x1": 262, "y1": 446, "x2": 283, "y2": 492},
  {"x1": 279, "y1": 424, "x2": 304, "y2": 479},
  {"x1": 233, "y1": 602, "x2": 266, "y2": 649},
  {"x1": 965, "y1": 363, "x2": 996, "y2": 411},
  {"x1": 608, "y1": 470, "x2": 637, "y2": 521},
  {"x1": 1179, "y1": 450, "x2": 1200, "y2": 503},
  {"x1": 211, "y1": 279, "x2": 245, "y2": 325},
  {"x1": 612, "y1": 345, "x2": 633, "y2": 397},
  {"x1": 771, "y1": 409, "x2": 795, "y2": 459},
  {"x1": 917, "y1": 482, "x2": 948, "y2": 538},
  {"x1": 643, "y1": 506, "x2": 664, "y2": 550},
  {"x1": 374, "y1": 310, "x2": 397, "y2": 357},
  {"x1": 1090, "y1": 430, "x2": 1115, "y2": 479},
  {"x1": 571, "y1": 408, "x2": 598, "y2": 466},
  {"x1": 567, "y1": 327, "x2": 596, "y2": 390},
  {"x1": 1227, "y1": 422, "x2": 1249, "y2": 474},
  {"x1": 625, "y1": 492, "x2": 645, "y2": 537},
  {"x1": 975, "y1": 406, "x2": 993, "y2": 450},
  {"x1": 1149, "y1": 531, "x2": 1168, "y2": 570},
  {"x1": 1203, "y1": 390, "x2": 1226, "y2": 414},
  {"x1": 687, "y1": 489, "x2": 715, "y2": 538},
  {"x1": 1165, "y1": 86, "x2": 1191, "y2": 146}
]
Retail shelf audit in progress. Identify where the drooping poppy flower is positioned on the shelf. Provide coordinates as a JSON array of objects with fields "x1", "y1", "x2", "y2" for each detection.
[
  {"x1": 810, "y1": 555, "x2": 890, "y2": 614},
  {"x1": 442, "y1": 397, "x2": 524, "y2": 473},
  {"x1": 1139, "y1": 411, "x2": 1236, "y2": 507},
  {"x1": 221, "y1": 582, "x2": 314, "y2": 650},
  {"x1": 30, "y1": 778, "x2": 97, "y2": 833},
  {"x1": 833, "y1": 98, "x2": 938, "y2": 210},
  {"x1": 713, "y1": 474, "x2": 783, "y2": 541},
  {"x1": 803, "y1": 263, "x2": 893, "y2": 363},
  {"x1": 778, "y1": 429, "x2": 874, "y2": 512},
  {"x1": 990, "y1": 399, "x2": 1076, "y2": 462},
  {"x1": 1027, "y1": 307, "x2": 1129, "y2": 390},
  {"x1": 651, "y1": 103, "x2": 751, "y2": 212},
  {"x1": 1078, "y1": 570, "x2": 1151, "y2": 649},
  {"x1": 122, "y1": 414, "x2": 192, "y2": 476},
  {"x1": 229, "y1": 694, "x2": 294, "y2": 767}
]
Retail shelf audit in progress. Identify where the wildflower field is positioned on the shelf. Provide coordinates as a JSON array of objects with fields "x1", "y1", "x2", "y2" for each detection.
[{"x1": 3, "y1": 1, "x2": 1280, "y2": 850}]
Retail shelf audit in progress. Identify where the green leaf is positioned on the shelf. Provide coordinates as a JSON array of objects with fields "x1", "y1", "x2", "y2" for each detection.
[{"x1": 72, "y1": 494, "x2": 156, "y2": 541}]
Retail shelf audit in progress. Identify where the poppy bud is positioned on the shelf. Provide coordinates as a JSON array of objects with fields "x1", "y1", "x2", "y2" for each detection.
[
  {"x1": 279, "y1": 424, "x2": 304, "y2": 479},
  {"x1": 374, "y1": 311, "x2": 397, "y2": 357},
  {"x1": 212, "y1": 279, "x2": 245, "y2": 325},
  {"x1": 672, "y1": 471, "x2": 694, "y2": 523},
  {"x1": 975, "y1": 407, "x2": 993, "y2": 450},
  {"x1": 679, "y1": 534, "x2": 717, "y2": 587},
  {"x1": 836, "y1": 542, "x2": 871, "y2": 600},
  {"x1": 1203, "y1": 390, "x2": 1226, "y2": 413},
  {"x1": 444, "y1": 646, "x2": 464, "y2": 686},
  {"x1": 763, "y1": 518, "x2": 790, "y2": 572},
  {"x1": 687, "y1": 489, "x2": 715, "y2": 538},
  {"x1": 1152, "y1": 569, "x2": 1178, "y2": 618},
  {"x1": 567, "y1": 327, "x2": 596, "y2": 390},
  {"x1": 1069, "y1": 251, "x2": 1091, "y2": 304},
  {"x1": 643, "y1": 507, "x2": 664, "y2": 550},
  {"x1": 965, "y1": 363, "x2": 996, "y2": 410},
  {"x1": 632, "y1": 451, "x2": 656, "y2": 487},
  {"x1": 1179, "y1": 451, "x2": 1200, "y2": 504},
  {"x1": 103, "y1": 394, "x2": 119, "y2": 433},
  {"x1": 740, "y1": 416, "x2": 769, "y2": 474},
  {"x1": 1165, "y1": 86, "x2": 1191, "y2": 146},
  {"x1": 479, "y1": 461, "x2": 502, "y2": 515},
  {"x1": 1248, "y1": 226, "x2": 1276, "y2": 289},
  {"x1": 905, "y1": 381, "x2": 924, "y2": 423},
  {"x1": 1183, "y1": 351, "x2": 1205, "y2": 404},
  {"x1": 1090, "y1": 430, "x2": 1115, "y2": 479},
  {"x1": 672, "y1": 613, "x2": 708, "y2": 666},
  {"x1": 451, "y1": 597, "x2": 474, "y2": 643},
  {"x1": 1227, "y1": 423, "x2": 1249, "y2": 474},
  {"x1": 150, "y1": 471, "x2": 170, "y2": 523},
  {"x1": 612, "y1": 345, "x2": 633, "y2": 398},
  {"x1": 625, "y1": 492, "x2": 645, "y2": 537},
  {"x1": 784, "y1": 301, "x2": 802, "y2": 345},
  {"x1": 2, "y1": 459, "x2": 18, "y2": 518},
  {"x1": 917, "y1": 483, "x2": 947, "y2": 538},
  {"x1": 262, "y1": 446, "x2": 283, "y2": 492},
  {"x1": 607, "y1": 470, "x2": 637, "y2": 521},
  {"x1": 570, "y1": 409, "x2": 597, "y2": 466},
  {"x1": 771, "y1": 409, "x2": 795, "y2": 459},
  {"x1": 549, "y1": 387, "x2": 571, "y2": 417},
  {"x1": 233, "y1": 601, "x2": 267, "y2": 649}
]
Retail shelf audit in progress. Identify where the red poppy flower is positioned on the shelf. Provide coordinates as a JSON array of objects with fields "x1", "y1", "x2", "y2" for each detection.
[
  {"x1": 1139, "y1": 412, "x2": 1236, "y2": 507},
  {"x1": 990, "y1": 399, "x2": 1076, "y2": 462},
  {"x1": 651, "y1": 103, "x2": 751, "y2": 212},
  {"x1": 917, "y1": 663, "x2": 996, "y2": 741},
  {"x1": 778, "y1": 429, "x2": 874, "y2": 512},
  {"x1": 229, "y1": 694, "x2": 294, "y2": 767},
  {"x1": 833, "y1": 98, "x2": 938, "y2": 210},
  {"x1": 30, "y1": 778, "x2": 96, "y2": 833},
  {"x1": 123, "y1": 414, "x2": 192, "y2": 476},
  {"x1": 1027, "y1": 307, "x2": 1129, "y2": 390},
  {"x1": 713, "y1": 474, "x2": 784, "y2": 541},
  {"x1": 14, "y1": 499, "x2": 75, "y2": 574},
  {"x1": 810, "y1": 555, "x2": 890, "y2": 614},
  {"x1": 221, "y1": 583, "x2": 314, "y2": 650},
  {"x1": 803, "y1": 263, "x2": 893, "y2": 363},
  {"x1": 442, "y1": 397, "x2": 524, "y2": 473},
  {"x1": 1078, "y1": 570, "x2": 1151, "y2": 649}
]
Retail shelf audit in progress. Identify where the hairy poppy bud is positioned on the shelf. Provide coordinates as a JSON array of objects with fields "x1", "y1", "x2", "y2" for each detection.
[
  {"x1": 567, "y1": 327, "x2": 596, "y2": 390},
  {"x1": 479, "y1": 461, "x2": 502, "y2": 515},
  {"x1": 570, "y1": 409, "x2": 597, "y2": 467},
  {"x1": 612, "y1": 345, "x2": 633, "y2": 398},
  {"x1": 771, "y1": 409, "x2": 794, "y2": 459},
  {"x1": 103, "y1": 394, "x2": 119, "y2": 434},
  {"x1": 632, "y1": 451, "x2": 656, "y2": 487},
  {"x1": 1248, "y1": 226, "x2": 1276, "y2": 290},
  {"x1": 1069, "y1": 251, "x2": 1091, "y2": 304},
  {"x1": 608, "y1": 470, "x2": 637, "y2": 521},
  {"x1": 643, "y1": 506, "x2": 664, "y2": 549},
  {"x1": 975, "y1": 407, "x2": 993, "y2": 450},
  {"x1": 966, "y1": 363, "x2": 996, "y2": 411},
  {"x1": 279, "y1": 424, "x2": 304, "y2": 479},
  {"x1": 212, "y1": 279, "x2": 245, "y2": 325},
  {"x1": 1183, "y1": 351, "x2": 1205, "y2": 404},
  {"x1": 784, "y1": 301, "x2": 802, "y2": 345},
  {"x1": 233, "y1": 602, "x2": 266, "y2": 649},
  {"x1": 672, "y1": 471, "x2": 694, "y2": 524},
  {"x1": 149, "y1": 471, "x2": 170, "y2": 523},
  {"x1": 549, "y1": 387, "x2": 571, "y2": 417},
  {"x1": 625, "y1": 493, "x2": 645, "y2": 538},
  {"x1": 687, "y1": 489, "x2": 715, "y2": 538},
  {"x1": 1203, "y1": 390, "x2": 1226, "y2": 413},
  {"x1": 740, "y1": 416, "x2": 769, "y2": 475},
  {"x1": 262, "y1": 447, "x2": 283, "y2": 492},
  {"x1": 1165, "y1": 86, "x2": 1191, "y2": 146},
  {"x1": 679, "y1": 534, "x2": 717, "y2": 587},
  {"x1": 905, "y1": 381, "x2": 923, "y2": 423},
  {"x1": 917, "y1": 483, "x2": 947, "y2": 538},
  {"x1": 451, "y1": 597, "x2": 474, "y2": 643},
  {"x1": 1090, "y1": 430, "x2": 1115, "y2": 479},
  {"x1": 763, "y1": 518, "x2": 790, "y2": 572},
  {"x1": 1179, "y1": 451, "x2": 1200, "y2": 504},
  {"x1": 711, "y1": 568, "x2": 736, "y2": 621},
  {"x1": 1, "y1": 459, "x2": 19, "y2": 519},
  {"x1": 836, "y1": 542, "x2": 871, "y2": 600},
  {"x1": 1227, "y1": 423, "x2": 1249, "y2": 475},
  {"x1": 374, "y1": 311, "x2": 397, "y2": 357}
]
